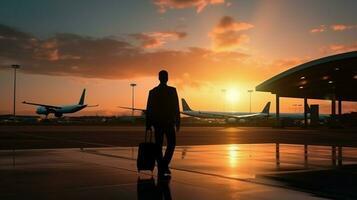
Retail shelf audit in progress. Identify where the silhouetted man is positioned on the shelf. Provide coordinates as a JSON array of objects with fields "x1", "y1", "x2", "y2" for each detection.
[{"x1": 146, "y1": 70, "x2": 180, "y2": 177}]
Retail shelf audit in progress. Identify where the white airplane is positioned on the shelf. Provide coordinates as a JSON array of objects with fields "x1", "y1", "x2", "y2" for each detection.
[
  {"x1": 23, "y1": 89, "x2": 98, "y2": 118},
  {"x1": 181, "y1": 98, "x2": 270, "y2": 123}
]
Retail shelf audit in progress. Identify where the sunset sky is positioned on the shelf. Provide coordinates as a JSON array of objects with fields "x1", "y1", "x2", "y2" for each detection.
[{"x1": 0, "y1": 0, "x2": 356, "y2": 116}]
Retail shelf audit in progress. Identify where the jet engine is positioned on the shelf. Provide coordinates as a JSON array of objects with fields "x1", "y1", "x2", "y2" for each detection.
[{"x1": 226, "y1": 118, "x2": 237, "y2": 123}]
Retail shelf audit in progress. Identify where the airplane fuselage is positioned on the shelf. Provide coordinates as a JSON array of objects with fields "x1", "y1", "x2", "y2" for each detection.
[
  {"x1": 182, "y1": 111, "x2": 329, "y2": 120},
  {"x1": 36, "y1": 104, "x2": 87, "y2": 115},
  {"x1": 182, "y1": 110, "x2": 268, "y2": 119}
]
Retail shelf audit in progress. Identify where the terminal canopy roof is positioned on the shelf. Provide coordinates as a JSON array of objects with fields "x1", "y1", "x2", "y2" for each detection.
[{"x1": 256, "y1": 51, "x2": 357, "y2": 101}]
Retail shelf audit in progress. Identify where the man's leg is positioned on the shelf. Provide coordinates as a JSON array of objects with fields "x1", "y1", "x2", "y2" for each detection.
[
  {"x1": 154, "y1": 126, "x2": 164, "y2": 174},
  {"x1": 163, "y1": 125, "x2": 176, "y2": 170}
]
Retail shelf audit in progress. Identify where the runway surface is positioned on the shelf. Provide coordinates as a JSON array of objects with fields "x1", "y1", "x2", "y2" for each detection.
[
  {"x1": 2, "y1": 126, "x2": 357, "y2": 149},
  {"x1": 2, "y1": 126, "x2": 357, "y2": 199}
]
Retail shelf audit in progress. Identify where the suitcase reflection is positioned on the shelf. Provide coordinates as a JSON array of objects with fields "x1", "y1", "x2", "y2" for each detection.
[{"x1": 137, "y1": 176, "x2": 172, "y2": 200}]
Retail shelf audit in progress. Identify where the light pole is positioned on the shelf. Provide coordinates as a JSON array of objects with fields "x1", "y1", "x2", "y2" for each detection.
[
  {"x1": 130, "y1": 83, "x2": 137, "y2": 117},
  {"x1": 11, "y1": 64, "x2": 20, "y2": 119},
  {"x1": 248, "y1": 90, "x2": 253, "y2": 113}
]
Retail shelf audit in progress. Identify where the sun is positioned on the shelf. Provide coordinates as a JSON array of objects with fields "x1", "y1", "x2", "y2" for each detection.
[{"x1": 226, "y1": 88, "x2": 240, "y2": 103}]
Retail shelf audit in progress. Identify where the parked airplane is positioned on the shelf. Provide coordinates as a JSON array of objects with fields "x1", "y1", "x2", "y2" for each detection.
[
  {"x1": 23, "y1": 89, "x2": 98, "y2": 118},
  {"x1": 119, "y1": 99, "x2": 329, "y2": 123},
  {"x1": 181, "y1": 98, "x2": 270, "y2": 123},
  {"x1": 182, "y1": 98, "x2": 330, "y2": 122},
  {"x1": 119, "y1": 99, "x2": 270, "y2": 123}
]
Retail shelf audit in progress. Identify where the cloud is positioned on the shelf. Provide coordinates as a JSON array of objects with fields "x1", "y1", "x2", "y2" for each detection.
[
  {"x1": 310, "y1": 24, "x2": 356, "y2": 33},
  {"x1": 319, "y1": 42, "x2": 357, "y2": 55},
  {"x1": 330, "y1": 24, "x2": 356, "y2": 31},
  {"x1": 209, "y1": 16, "x2": 254, "y2": 51},
  {"x1": 0, "y1": 24, "x2": 251, "y2": 83},
  {"x1": 153, "y1": 0, "x2": 225, "y2": 13},
  {"x1": 310, "y1": 25, "x2": 326, "y2": 33},
  {"x1": 269, "y1": 57, "x2": 309, "y2": 73},
  {"x1": 130, "y1": 31, "x2": 187, "y2": 48}
]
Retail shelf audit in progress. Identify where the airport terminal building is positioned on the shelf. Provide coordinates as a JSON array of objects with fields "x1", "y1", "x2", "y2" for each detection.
[{"x1": 256, "y1": 51, "x2": 357, "y2": 126}]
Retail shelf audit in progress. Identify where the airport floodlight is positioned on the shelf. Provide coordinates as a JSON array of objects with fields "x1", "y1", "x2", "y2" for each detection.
[
  {"x1": 12, "y1": 64, "x2": 20, "y2": 69},
  {"x1": 130, "y1": 83, "x2": 137, "y2": 117},
  {"x1": 11, "y1": 64, "x2": 21, "y2": 119},
  {"x1": 247, "y1": 90, "x2": 253, "y2": 113}
]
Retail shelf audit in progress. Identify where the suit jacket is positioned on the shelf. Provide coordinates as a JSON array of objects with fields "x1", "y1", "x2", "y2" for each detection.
[{"x1": 146, "y1": 84, "x2": 180, "y2": 128}]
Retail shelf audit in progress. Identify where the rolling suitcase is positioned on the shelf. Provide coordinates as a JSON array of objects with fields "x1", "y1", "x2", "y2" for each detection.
[{"x1": 137, "y1": 130, "x2": 156, "y2": 172}]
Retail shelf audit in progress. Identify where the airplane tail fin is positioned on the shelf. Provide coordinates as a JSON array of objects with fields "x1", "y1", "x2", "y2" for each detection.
[
  {"x1": 181, "y1": 98, "x2": 192, "y2": 111},
  {"x1": 261, "y1": 102, "x2": 271, "y2": 114},
  {"x1": 78, "y1": 89, "x2": 86, "y2": 105}
]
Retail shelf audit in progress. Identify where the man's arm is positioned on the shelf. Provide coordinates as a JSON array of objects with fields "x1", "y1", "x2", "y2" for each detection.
[
  {"x1": 173, "y1": 88, "x2": 180, "y2": 131},
  {"x1": 146, "y1": 91, "x2": 153, "y2": 131}
]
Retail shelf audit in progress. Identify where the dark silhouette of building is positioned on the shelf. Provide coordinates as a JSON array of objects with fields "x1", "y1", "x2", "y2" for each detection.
[
  {"x1": 256, "y1": 51, "x2": 357, "y2": 127},
  {"x1": 146, "y1": 70, "x2": 180, "y2": 176}
]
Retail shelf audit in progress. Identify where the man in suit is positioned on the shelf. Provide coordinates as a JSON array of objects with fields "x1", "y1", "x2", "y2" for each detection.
[{"x1": 146, "y1": 70, "x2": 180, "y2": 177}]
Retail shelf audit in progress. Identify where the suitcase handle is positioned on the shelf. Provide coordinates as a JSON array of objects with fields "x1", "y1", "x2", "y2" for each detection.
[{"x1": 145, "y1": 130, "x2": 153, "y2": 143}]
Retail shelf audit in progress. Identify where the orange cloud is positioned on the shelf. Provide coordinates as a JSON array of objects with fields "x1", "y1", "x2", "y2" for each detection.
[
  {"x1": 153, "y1": 0, "x2": 224, "y2": 13},
  {"x1": 320, "y1": 42, "x2": 357, "y2": 55},
  {"x1": 209, "y1": 16, "x2": 253, "y2": 51},
  {"x1": 0, "y1": 24, "x2": 251, "y2": 83},
  {"x1": 330, "y1": 24, "x2": 356, "y2": 31},
  {"x1": 269, "y1": 57, "x2": 309, "y2": 73},
  {"x1": 310, "y1": 24, "x2": 356, "y2": 33},
  {"x1": 310, "y1": 25, "x2": 326, "y2": 33},
  {"x1": 130, "y1": 31, "x2": 187, "y2": 48}
]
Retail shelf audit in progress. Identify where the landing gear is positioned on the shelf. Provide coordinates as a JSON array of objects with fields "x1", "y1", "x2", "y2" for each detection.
[{"x1": 55, "y1": 113, "x2": 63, "y2": 118}]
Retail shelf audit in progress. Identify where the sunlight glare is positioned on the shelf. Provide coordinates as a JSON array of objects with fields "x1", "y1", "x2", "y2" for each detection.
[
  {"x1": 228, "y1": 144, "x2": 239, "y2": 168},
  {"x1": 226, "y1": 88, "x2": 240, "y2": 103}
]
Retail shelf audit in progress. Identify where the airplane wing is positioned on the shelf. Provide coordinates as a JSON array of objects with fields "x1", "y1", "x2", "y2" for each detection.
[
  {"x1": 186, "y1": 111, "x2": 235, "y2": 119},
  {"x1": 195, "y1": 111, "x2": 264, "y2": 119},
  {"x1": 230, "y1": 113, "x2": 263, "y2": 119},
  {"x1": 118, "y1": 106, "x2": 146, "y2": 112},
  {"x1": 22, "y1": 101, "x2": 62, "y2": 109}
]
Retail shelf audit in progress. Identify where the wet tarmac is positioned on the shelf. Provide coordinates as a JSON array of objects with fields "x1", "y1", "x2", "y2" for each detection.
[
  {"x1": 2, "y1": 126, "x2": 357, "y2": 199},
  {"x1": 2, "y1": 126, "x2": 357, "y2": 149}
]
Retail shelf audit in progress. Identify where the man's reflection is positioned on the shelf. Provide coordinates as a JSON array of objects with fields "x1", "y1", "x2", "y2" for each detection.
[{"x1": 137, "y1": 176, "x2": 172, "y2": 200}]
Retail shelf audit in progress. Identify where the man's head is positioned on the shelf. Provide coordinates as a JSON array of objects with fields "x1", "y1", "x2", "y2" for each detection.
[{"x1": 159, "y1": 70, "x2": 168, "y2": 84}]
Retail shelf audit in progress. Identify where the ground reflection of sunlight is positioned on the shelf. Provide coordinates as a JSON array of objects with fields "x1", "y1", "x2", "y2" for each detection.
[{"x1": 228, "y1": 144, "x2": 239, "y2": 168}]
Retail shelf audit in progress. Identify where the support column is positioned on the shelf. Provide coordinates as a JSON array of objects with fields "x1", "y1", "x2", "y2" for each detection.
[
  {"x1": 304, "y1": 144, "x2": 308, "y2": 167},
  {"x1": 276, "y1": 94, "x2": 280, "y2": 125},
  {"x1": 332, "y1": 146, "x2": 337, "y2": 166},
  {"x1": 331, "y1": 98, "x2": 336, "y2": 119},
  {"x1": 304, "y1": 97, "x2": 308, "y2": 128},
  {"x1": 338, "y1": 146, "x2": 342, "y2": 166},
  {"x1": 338, "y1": 100, "x2": 342, "y2": 117}
]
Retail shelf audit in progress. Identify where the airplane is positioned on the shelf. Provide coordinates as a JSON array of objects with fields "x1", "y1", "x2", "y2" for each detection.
[
  {"x1": 182, "y1": 98, "x2": 330, "y2": 122},
  {"x1": 181, "y1": 98, "x2": 270, "y2": 123},
  {"x1": 23, "y1": 89, "x2": 98, "y2": 118},
  {"x1": 119, "y1": 99, "x2": 270, "y2": 123}
]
